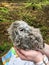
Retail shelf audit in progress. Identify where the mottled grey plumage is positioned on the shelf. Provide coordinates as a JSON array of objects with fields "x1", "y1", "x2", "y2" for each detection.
[{"x1": 7, "y1": 21, "x2": 44, "y2": 50}]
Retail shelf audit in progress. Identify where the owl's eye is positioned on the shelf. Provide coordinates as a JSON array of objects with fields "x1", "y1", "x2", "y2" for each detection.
[{"x1": 20, "y1": 29, "x2": 24, "y2": 31}]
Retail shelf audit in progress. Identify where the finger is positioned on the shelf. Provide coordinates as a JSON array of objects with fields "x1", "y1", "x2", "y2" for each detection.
[
  {"x1": 37, "y1": 49, "x2": 45, "y2": 54},
  {"x1": 16, "y1": 50, "x2": 32, "y2": 61},
  {"x1": 18, "y1": 49, "x2": 29, "y2": 56},
  {"x1": 19, "y1": 49, "x2": 38, "y2": 56},
  {"x1": 15, "y1": 49, "x2": 28, "y2": 60}
]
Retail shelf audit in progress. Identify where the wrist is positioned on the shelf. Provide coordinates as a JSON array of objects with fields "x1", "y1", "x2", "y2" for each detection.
[
  {"x1": 43, "y1": 43, "x2": 49, "y2": 57},
  {"x1": 36, "y1": 55, "x2": 49, "y2": 65},
  {"x1": 35, "y1": 55, "x2": 44, "y2": 63},
  {"x1": 43, "y1": 55, "x2": 49, "y2": 65},
  {"x1": 36, "y1": 61, "x2": 45, "y2": 65},
  {"x1": 36, "y1": 58, "x2": 43, "y2": 63}
]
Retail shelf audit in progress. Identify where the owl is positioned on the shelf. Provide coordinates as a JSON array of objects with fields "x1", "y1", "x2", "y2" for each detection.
[{"x1": 7, "y1": 20, "x2": 45, "y2": 50}]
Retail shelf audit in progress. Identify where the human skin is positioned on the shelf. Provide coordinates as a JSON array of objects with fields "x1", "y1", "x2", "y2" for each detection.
[
  {"x1": 14, "y1": 43, "x2": 49, "y2": 65},
  {"x1": 40, "y1": 44, "x2": 49, "y2": 65},
  {"x1": 41, "y1": 43, "x2": 49, "y2": 58},
  {"x1": 14, "y1": 47, "x2": 44, "y2": 63}
]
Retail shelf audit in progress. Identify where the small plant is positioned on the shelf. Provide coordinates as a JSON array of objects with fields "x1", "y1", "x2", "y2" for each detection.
[{"x1": 0, "y1": 7, "x2": 9, "y2": 13}]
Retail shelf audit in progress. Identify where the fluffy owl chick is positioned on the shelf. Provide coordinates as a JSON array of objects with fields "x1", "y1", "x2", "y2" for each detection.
[{"x1": 7, "y1": 20, "x2": 45, "y2": 50}]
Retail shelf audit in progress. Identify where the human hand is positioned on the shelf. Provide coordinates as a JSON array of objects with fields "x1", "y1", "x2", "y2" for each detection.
[
  {"x1": 39, "y1": 43, "x2": 49, "y2": 58},
  {"x1": 15, "y1": 48, "x2": 44, "y2": 63}
]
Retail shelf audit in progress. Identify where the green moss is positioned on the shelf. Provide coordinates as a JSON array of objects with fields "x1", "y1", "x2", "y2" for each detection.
[{"x1": 0, "y1": 7, "x2": 9, "y2": 13}]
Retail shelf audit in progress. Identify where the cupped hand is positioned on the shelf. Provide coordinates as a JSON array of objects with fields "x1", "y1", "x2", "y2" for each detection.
[{"x1": 15, "y1": 47, "x2": 44, "y2": 63}]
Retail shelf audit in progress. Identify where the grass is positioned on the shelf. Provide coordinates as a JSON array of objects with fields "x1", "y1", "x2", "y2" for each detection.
[
  {"x1": 0, "y1": 42, "x2": 13, "y2": 57},
  {"x1": 0, "y1": 7, "x2": 9, "y2": 13}
]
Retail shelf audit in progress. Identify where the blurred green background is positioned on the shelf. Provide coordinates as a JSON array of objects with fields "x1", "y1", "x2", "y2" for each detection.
[{"x1": 0, "y1": 0, "x2": 49, "y2": 65}]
